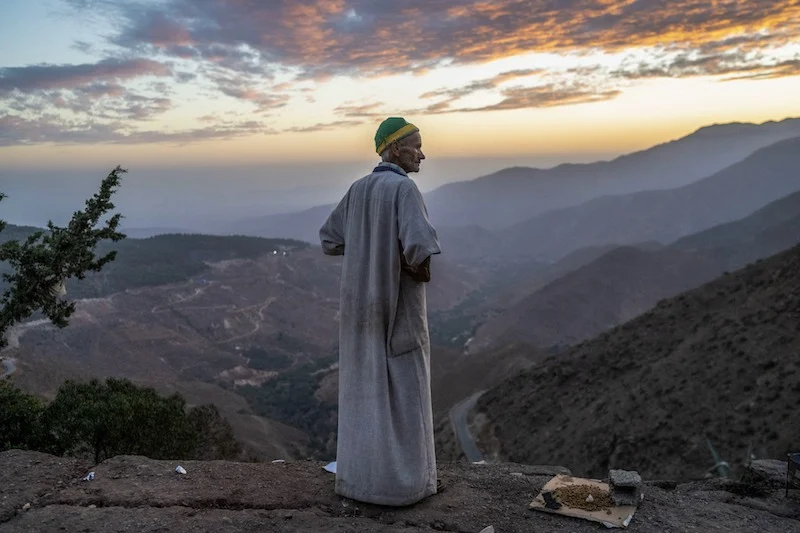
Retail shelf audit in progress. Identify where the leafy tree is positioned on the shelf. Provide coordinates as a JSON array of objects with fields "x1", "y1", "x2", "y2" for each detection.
[
  {"x1": 188, "y1": 404, "x2": 243, "y2": 460},
  {"x1": 0, "y1": 166, "x2": 126, "y2": 347},
  {"x1": 0, "y1": 379, "x2": 44, "y2": 451},
  {"x1": 40, "y1": 378, "x2": 199, "y2": 463},
  {"x1": 0, "y1": 378, "x2": 244, "y2": 463}
]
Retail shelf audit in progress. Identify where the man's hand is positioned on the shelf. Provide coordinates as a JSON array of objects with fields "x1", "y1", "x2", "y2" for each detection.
[{"x1": 401, "y1": 255, "x2": 431, "y2": 282}]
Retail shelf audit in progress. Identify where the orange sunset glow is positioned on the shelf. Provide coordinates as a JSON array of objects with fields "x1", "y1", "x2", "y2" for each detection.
[{"x1": 0, "y1": 0, "x2": 798, "y2": 169}]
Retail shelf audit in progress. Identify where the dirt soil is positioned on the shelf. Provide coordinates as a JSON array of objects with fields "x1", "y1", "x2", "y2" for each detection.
[{"x1": 3, "y1": 450, "x2": 800, "y2": 532}]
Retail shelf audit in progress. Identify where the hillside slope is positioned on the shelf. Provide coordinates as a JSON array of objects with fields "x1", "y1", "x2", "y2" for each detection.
[
  {"x1": 503, "y1": 136, "x2": 800, "y2": 262},
  {"x1": 477, "y1": 244, "x2": 800, "y2": 480},
  {"x1": 468, "y1": 246, "x2": 724, "y2": 352},
  {"x1": 9, "y1": 250, "x2": 342, "y2": 460}
]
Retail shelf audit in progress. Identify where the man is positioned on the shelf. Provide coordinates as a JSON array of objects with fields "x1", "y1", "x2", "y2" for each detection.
[{"x1": 319, "y1": 117, "x2": 442, "y2": 506}]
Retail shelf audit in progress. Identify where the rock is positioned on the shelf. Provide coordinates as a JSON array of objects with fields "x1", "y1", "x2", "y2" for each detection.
[
  {"x1": 743, "y1": 460, "x2": 787, "y2": 488},
  {"x1": 22, "y1": 503, "x2": 30, "y2": 511},
  {"x1": 609, "y1": 469, "x2": 643, "y2": 507}
]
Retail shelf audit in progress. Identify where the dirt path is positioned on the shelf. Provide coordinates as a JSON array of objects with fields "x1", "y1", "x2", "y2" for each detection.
[{"x1": 215, "y1": 297, "x2": 278, "y2": 344}]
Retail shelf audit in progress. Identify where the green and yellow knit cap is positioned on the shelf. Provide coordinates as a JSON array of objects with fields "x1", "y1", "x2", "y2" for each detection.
[{"x1": 374, "y1": 117, "x2": 419, "y2": 154}]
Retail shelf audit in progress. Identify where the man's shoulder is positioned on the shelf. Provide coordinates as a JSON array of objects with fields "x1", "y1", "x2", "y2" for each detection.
[{"x1": 355, "y1": 170, "x2": 414, "y2": 192}]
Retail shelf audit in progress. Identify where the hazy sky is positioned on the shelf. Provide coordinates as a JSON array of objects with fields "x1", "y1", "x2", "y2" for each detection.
[{"x1": 1, "y1": 0, "x2": 799, "y2": 171}]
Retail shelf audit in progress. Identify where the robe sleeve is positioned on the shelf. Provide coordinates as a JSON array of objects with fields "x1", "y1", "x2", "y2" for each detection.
[
  {"x1": 320, "y1": 195, "x2": 347, "y2": 256},
  {"x1": 398, "y1": 183, "x2": 441, "y2": 268}
]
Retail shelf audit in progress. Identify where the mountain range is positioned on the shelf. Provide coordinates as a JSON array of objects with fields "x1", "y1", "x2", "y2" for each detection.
[
  {"x1": 223, "y1": 118, "x2": 800, "y2": 245},
  {"x1": 467, "y1": 189, "x2": 800, "y2": 353},
  {"x1": 499, "y1": 136, "x2": 800, "y2": 263}
]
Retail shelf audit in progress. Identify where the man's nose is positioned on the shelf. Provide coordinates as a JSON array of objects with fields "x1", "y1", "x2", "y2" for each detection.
[{"x1": 419, "y1": 150, "x2": 426, "y2": 160}]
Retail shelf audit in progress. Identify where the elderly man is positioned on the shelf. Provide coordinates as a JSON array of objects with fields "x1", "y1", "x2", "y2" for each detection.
[{"x1": 319, "y1": 117, "x2": 442, "y2": 506}]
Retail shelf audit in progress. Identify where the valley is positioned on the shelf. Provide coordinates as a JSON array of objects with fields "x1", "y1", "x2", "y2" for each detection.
[{"x1": 3, "y1": 118, "x2": 800, "y2": 482}]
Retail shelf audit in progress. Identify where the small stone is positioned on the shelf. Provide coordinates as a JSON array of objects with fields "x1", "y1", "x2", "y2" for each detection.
[
  {"x1": 511, "y1": 472, "x2": 524, "y2": 477},
  {"x1": 284, "y1": 513, "x2": 293, "y2": 520},
  {"x1": 89, "y1": 505, "x2": 97, "y2": 509},
  {"x1": 22, "y1": 503, "x2": 31, "y2": 511},
  {"x1": 609, "y1": 469, "x2": 643, "y2": 507},
  {"x1": 586, "y1": 494, "x2": 594, "y2": 503}
]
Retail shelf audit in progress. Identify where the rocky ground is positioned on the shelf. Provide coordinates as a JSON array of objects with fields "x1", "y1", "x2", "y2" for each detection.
[{"x1": 2, "y1": 450, "x2": 799, "y2": 532}]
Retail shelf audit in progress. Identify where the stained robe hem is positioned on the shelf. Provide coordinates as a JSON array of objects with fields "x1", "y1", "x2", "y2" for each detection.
[{"x1": 335, "y1": 480, "x2": 437, "y2": 507}]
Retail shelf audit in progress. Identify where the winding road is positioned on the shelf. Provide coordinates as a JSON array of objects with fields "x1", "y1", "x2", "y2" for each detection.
[{"x1": 448, "y1": 390, "x2": 486, "y2": 463}]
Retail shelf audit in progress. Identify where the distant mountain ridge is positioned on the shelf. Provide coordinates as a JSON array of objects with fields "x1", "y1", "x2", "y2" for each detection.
[
  {"x1": 501, "y1": 135, "x2": 800, "y2": 263},
  {"x1": 421, "y1": 117, "x2": 800, "y2": 228},
  {"x1": 223, "y1": 118, "x2": 800, "y2": 242}
]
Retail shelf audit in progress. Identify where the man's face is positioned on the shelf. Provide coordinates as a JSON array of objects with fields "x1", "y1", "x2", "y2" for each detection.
[{"x1": 393, "y1": 132, "x2": 425, "y2": 173}]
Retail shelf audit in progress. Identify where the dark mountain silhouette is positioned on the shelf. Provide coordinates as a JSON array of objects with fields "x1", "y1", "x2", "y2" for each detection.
[
  {"x1": 476, "y1": 242, "x2": 800, "y2": 481},
  {"x1": 424, "y1": 118, "x2": 800, "y2": 229},
  {"x1": 502, "y1": 136, "x2": 800, "y2": 263},
  {"x1": 470, "y1": 189, "x2": 800, "y2": 352}
]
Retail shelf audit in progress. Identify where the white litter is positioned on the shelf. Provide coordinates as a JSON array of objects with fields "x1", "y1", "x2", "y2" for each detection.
[
  {"x1": 479, "y1": 526, "x2": 495, "y2": 533},
  {"x1": 175, "y1": 466, "x2": 187, "y2": 474},
  {"x1": 586, "y1": 494, "x2": 594, "y2": 503},
  {"x1": 82, "y1": 472, "x2": 95, "y2": 481},
  {"x1": 324, "y1": 461, "x2": 337, "y2": 474},
  {"x1": 271, "y1": 459, "x2": 286, "y2": 463}
]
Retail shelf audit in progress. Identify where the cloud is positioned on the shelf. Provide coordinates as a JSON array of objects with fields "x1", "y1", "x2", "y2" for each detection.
[
  {"x1": 0, "y1": 112, "x2": 271, "y2": 146},
  {"x1": 284, "y1": 120, "x2": 363, "y2": 133},
  {"x1": 462, "y1": 85, "x2": 622, "y2": 112},
  {"x1": 4, "y1": 0, "x2": 799, "y2": 147},
  {"x1": 723, "y1": 59, "x2": 800, "y2": 80},
  {"x1": 334, "y1": 102, "x2": 384, "y2": 118},
  {"x1": 98, "y1": 0, "x2": 800, "y2": 78},
  {"x1": 0, "y1": 55, "x2": 277, "y2": 145},
  {"x1": 410, "y1": 81, "x2": 621, "y2": 115},
  {"x1": 0, "y1": 58, "x2": 170, "y2": 92},
  {"x1": 206, "y1": 71, "x2": 290, "y2": 111},
  {"x1": 417, "y1": 69, "x2": 545, "y2": 111},
  {"x1": 608, "y1": 46, "x2": 800, "y2": 82}
]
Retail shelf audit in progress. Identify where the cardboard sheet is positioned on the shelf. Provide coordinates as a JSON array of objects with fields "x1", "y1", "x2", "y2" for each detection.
[{"x1": 530, "y1": 474, "x2": 640, "y2": 529}]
